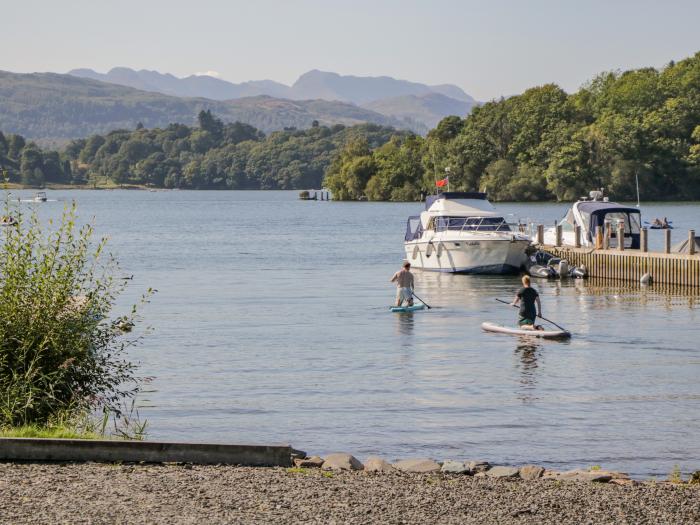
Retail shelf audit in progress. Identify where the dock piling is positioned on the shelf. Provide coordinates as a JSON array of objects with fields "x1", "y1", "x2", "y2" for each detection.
[
  {"x1": 664, "y1": 229, "x2": 672, "y2": 254},
  {"x1": 641, "y1": 228, "x2": 648, "y2": 253},
  {"x1": 690, "y1": 230, "x2": 696, "y2": 255},
  {"x1": 617, "y1": 224, "x2": 625, "y2": 251},
  {"x1": 574, "y1": 225, "x2": 581, "y2": 248},
  {"x1": 536, "y1": 224, "x2": 544, "y2": 245},
  {"x1": 555, "y1": 224, "x2": 562, "y2": 247}
]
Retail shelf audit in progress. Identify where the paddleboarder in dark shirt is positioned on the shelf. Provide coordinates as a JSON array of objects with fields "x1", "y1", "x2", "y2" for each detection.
[{"x1": 511, "y1": 275, "x2": 542, "y2": 330}]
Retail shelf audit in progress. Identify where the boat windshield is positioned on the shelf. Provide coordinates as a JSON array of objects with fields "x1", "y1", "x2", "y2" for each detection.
[
  {"x1": 432, "y1": 216, "x2": 511, "y2": 232},
  {"x1": 405, "y1": 216, "x2": 423, "y2": 241}
]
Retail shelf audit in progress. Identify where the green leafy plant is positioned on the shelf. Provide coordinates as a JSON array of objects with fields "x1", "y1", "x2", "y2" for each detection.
[
  {"x1": 668, "y1": 464, "x2": 683, "y2": 484},
  {"x1": 0, "y1": 194, "x2": 151, "y2": 432}
]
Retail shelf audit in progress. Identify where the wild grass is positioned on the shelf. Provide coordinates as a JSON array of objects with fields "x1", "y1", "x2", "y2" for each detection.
[{"x1": 0, "y1": 185, "x2": 152, "y2": 437}]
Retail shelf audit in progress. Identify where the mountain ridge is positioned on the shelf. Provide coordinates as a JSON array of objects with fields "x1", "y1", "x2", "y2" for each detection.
[
  {"x1": 67, "y1": 67, "x2": 476, "y2": 129},
  {"x1": 0, "y1": 70, "x2": 413, "y2": 143}
]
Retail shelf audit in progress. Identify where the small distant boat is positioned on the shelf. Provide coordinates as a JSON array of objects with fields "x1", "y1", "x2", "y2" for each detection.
[
  {"x1": 33, "y1": 191, "x2": 47, "y2": 202},
  {"x1": 645, "y1": 219, "x2": 673, "y2": 230},
  {"x1": 481, "y1": 322, "x2": 571, "y2": 339},
  {"x1": 0, "y1": 215, "x2": 17, "y2": 226},
  {"x1": 390, "y1": 304, "x2": 426, "y2": 313}
]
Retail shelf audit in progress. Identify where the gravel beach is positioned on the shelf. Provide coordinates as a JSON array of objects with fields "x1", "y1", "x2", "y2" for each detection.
[{"x1": 1, "y1": 463, "x2": 698, "y2": 524}]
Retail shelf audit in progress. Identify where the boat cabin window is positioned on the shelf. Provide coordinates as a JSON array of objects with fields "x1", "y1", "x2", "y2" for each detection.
[
  {"x1": 430, "y1": 216, "x2": 511, "y2": 232},
  {"x1": 603, "y1": 212, "x2": 641, "y2": 235},
  {"x1": 405, "y1": 216, "x2": 423, "y2": 241}
]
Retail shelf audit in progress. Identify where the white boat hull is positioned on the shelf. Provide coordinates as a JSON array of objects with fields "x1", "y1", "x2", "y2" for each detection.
[{"x1": 405, "y1": 236, "x2": 530, "y2": 274}]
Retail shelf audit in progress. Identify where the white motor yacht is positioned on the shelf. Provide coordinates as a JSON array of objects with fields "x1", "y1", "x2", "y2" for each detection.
[
  {"x1": 404, "y1": 192, "x2": 531, "y2": 274},
  {"x1": 542, "y1": 191, "x2": 642, "y2": 249}
]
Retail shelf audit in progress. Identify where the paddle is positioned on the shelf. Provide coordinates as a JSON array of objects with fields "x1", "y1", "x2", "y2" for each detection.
[
  {"x1": 495, "y1": 298, "x2": 567, "y2": 332},
  {"x1": 411, "y1": 291, "x2": 432, "y2": 309}
]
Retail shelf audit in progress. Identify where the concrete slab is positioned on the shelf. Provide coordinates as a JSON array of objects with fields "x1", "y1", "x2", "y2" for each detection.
[{"x1": 0, "y1": 438, "x2": 293, "y2": 466}]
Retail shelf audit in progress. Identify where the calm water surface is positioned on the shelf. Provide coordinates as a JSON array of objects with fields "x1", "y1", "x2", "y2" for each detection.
[{"x1": 12, "y1": 190, "x2": 700, "y2": 477}]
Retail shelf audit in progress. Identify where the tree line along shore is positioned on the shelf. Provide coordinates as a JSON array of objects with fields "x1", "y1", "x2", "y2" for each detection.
[{"x1": 1, "y1": 52, "x2": 699, "y2": 201}]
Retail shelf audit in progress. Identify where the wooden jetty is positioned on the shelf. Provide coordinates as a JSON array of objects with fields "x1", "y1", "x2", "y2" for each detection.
[{"x1": 535, "y1": 224, "x2": 700, "y2": 287}]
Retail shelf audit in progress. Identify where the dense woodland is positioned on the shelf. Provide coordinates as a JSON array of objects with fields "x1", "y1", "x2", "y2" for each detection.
[
  {"x1": 326, "y1": 52, "x2": 700, "y2": 201},
  {"x1": 2, "y1": 53, "x2": 699, "y2": 199},
  {"x1": 0, "y1": 114, "x2": 401, "y2": 189}
]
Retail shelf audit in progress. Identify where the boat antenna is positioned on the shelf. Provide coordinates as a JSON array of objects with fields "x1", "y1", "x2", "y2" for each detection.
[
  {"x1": 445, "y1": 167, "x2": 451, "y2": 192},
  {"x1": 635, "y1": 169, "x2": 641, "y2": 208}
]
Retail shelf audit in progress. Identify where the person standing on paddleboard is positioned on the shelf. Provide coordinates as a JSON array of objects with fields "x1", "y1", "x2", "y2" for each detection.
[
  {"x1": 391, "y1": 261, "x2": 415, "y2": 307},
  {"x1": 511, "y1": 275, "x2": 542, "y2": 330}
]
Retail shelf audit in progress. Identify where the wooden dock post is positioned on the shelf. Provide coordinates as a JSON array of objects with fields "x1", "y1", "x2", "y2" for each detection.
[
  {"x1": 690, "y1": 230, "x2": 696, "y2": 255},
  {"x1": 555, "y1": 224, "x2": 562, "y2": 247},
  {"x1": 536, "y1": 224, "x2": 544, "y2": 245},
  {"x1": 617, "y1": 223, "x2": 625, "y2": 251},
  {"x1": 640, "y1": 228, "x2": 648, "y2": 253},
  {"x1": 574, "y1": 225, "x2": 581, "y2": 248},
  {"x1": 664, "y1": 229, "x2": 672, "y2": 254},
  {"x1": 603, "y1": 224, "x2": 610, "y2": 250},
  {"x1": 595, "y1": 226, "x2": 603, "y2": 249}
]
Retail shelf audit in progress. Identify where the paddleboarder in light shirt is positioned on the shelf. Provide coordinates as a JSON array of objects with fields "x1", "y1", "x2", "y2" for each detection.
[
  {"x1": 511, "y1": 275, "x2": 542, "y2": 330},
  {"x1": 391, "y1": 261, "x2": 415, "y2": 307}
]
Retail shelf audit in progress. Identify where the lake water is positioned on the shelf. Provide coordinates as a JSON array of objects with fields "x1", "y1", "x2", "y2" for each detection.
[{"x1": 10, "y1": 190, "x2": 700, "y2": 477}]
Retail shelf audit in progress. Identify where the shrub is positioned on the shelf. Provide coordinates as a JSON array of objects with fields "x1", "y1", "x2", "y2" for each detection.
[{"x1": 0, "y1": 196, "x2": 150, "y2": 428}]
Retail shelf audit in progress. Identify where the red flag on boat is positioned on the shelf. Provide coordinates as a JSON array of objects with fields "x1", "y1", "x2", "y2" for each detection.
[{"x1": 435, "y1": 177, "x2": 448, "y2": 188}]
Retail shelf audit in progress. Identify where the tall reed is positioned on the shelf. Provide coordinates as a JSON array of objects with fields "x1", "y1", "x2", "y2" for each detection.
[{"x1": 0, "y1": 194, "x2": 151, "y2": 428}]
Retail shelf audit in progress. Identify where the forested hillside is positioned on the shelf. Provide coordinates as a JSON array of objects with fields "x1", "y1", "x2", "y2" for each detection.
[
  {"x1": 0, "y1": 71, "x2": 407, "y2": 143},
  {"x1": 0, "y1": 112, "x2": 401, "y2": 189},
  {"x1": 325, "y1": 52, "x2": 700, "y2": 201}
]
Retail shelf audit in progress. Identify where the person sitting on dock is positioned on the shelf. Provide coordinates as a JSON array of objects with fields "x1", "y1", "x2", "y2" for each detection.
[
  {"x1": 391, "y1": 261, "x2": 415, "y2": 307},
  {"x1": 511, "y1": 275, "x2": 542, "y2": 330}
]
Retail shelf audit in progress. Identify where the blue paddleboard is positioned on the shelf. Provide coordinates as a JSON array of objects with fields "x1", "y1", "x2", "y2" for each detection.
[{"x1": 390, "y1": 304, "x2": 426, "y2": 313}]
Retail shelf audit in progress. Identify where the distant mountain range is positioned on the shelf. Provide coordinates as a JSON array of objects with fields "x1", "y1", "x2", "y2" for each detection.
[
  {"x1": 68, "y1": 67, "x2": 477, "y2": 130},
  {"x1": 0, "y1": 71, "x2": 409, "y2": 143},
  {"x1": 0, "y1": 68, "x2": 476, "y2": 143}
]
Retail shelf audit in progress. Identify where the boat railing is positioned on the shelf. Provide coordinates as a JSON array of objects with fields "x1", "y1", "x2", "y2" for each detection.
[{"x1": 433, "y1": 217, "x2": 513, "y2": 234}]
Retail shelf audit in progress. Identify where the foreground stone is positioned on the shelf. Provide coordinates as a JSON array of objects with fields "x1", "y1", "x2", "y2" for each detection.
[
  {"x1": 468, "y1": 460, "x2": 491, "y2": 473},
  {"x1": 393, "y1": 458, "x2": 441, "y2": 473},
  {"x1": 440, "y1": 460, "x2": 470, "y2": 474},
  {"x1": 558, "y1": 469, "x2": 613, "y2": 483},
  {"x1": 519, "y1": 465, "x2": 545, "y2": 480},
  {"x1": 363, "y1": 456, "x2": 393, "y2": 473},
  {"x1": 293, "y1": 456, "x2": 324, "y2": 468},
  {"x1": 486, "y1": 466, "x2": 520, "y2": 479},
  {"x1": 321, "y1": 453, "x2": 363, "y2": 471}
]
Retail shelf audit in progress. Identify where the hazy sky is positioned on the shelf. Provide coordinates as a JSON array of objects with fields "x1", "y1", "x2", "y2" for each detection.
[{"x1": 3, "y1": 0, "x2": 699, "y2": 100}]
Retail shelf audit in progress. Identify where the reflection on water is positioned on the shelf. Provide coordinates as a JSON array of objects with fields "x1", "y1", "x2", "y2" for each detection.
[
  {"x1": 515, "y1": 337, "x2": 541, "y2": 400},
  {"x1": 11, "y1": 189, "x2": 700, "y2": 478},
  {"x1": 394, "y1": 311, "x2": 415, "y2": 337}
]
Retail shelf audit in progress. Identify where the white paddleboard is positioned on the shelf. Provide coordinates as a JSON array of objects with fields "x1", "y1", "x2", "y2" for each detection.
[{"x1": 481, "y1": 322, "x2": 570, "y2": 339}]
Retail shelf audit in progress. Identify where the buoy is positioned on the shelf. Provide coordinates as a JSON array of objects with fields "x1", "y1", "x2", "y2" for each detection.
[
  {"x1": 437, "y1": 242, "x2": 444, "y2": 257},
  {"x1": 558, "y1": 259, "x2": 569, "y2": 277},
  {"x1": 426, "y1": 242, "x2": 434, "y2": 257},
  {"x1": 412, "y1": 244, "x2": 419, "y2": 259}
]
